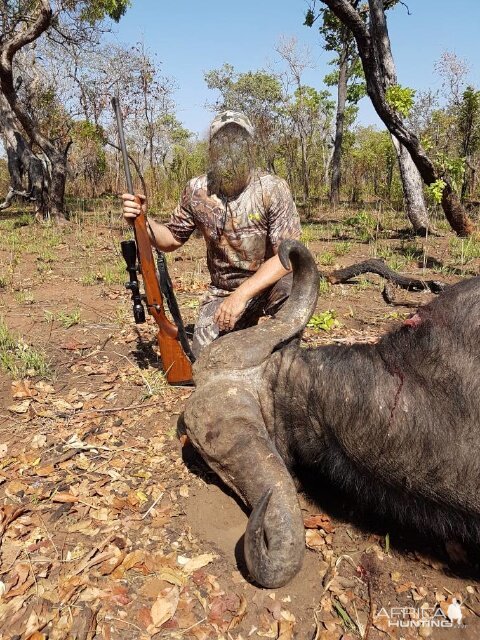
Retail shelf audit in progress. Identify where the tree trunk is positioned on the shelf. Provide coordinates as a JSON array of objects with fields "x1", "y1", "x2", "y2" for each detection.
[
  {"x1": 0, "y1": 1, "x2": 69, "y2": 221},
  {"x1": 0, "y1": 91, "x2": 47, "y2": 216},
  {"x1": 391, "y1": 136, "x2": 429, "y2": 234},
  {"x1": 386, "y1": 152, "x2": 393, "y2": 197},
  {"x1": 49, "y1": 151, "x2": 68, "y2": 221},
  {"x1": 321, "y1": 0, "x2": 474, "y2": 236},
  {"x1": 365, "y1": 0, "x2": 429, "y2": 233},
  {"x1": 300, "y1": 133, "x2": 309, "y2": 204},
  {"x1": 330, "y1": 49, "x2": 348, "y2": 206}
]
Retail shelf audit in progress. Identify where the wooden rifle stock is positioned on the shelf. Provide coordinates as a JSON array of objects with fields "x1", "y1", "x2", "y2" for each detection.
[{"x1": 112, "y1": 93, "x2": 193, "y2": 385}]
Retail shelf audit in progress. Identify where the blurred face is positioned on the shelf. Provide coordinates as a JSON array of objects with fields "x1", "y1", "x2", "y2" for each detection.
[{"x1": 208, "y1": 124, "x2": 253, "y2": 198}]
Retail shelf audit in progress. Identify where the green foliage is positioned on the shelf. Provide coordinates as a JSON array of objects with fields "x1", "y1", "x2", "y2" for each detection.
[
  {"x1": 159, "y1": 114, "x2": 192, "y2": 145},
  {"x1": 458, "y1": 86, "x2": 480, "y2": 156},
  {"x1": 426, "y1": 178, "x2": 446, "y2": 203},
  {"x1": 300, "y1": 224, "x2": 320, "y2": 245},
  {"x1": 80, "y1": 0, "x2": 130, "y2": 23},
  {"x1": 438, "y1": 154, "x2": 465, "y2": 193},
  {"x1": 57, "y1": 309, "x2": 81, "y2": 329},
  {"x1": 318, "y1": 251, "x2": 335, "y2": 266},
  {"x1": 141, "y1": 368, "x2": 168, "y2": 399},
  {"x1": 73, "y1": 121, "x2": 105, "y2": 144},
  {"x1": 0, "y1": 318, "x2": 50, "y2": 379},
  {"x1": 318, "y1": 279, "x2": 331, "y2": 295},
  {"x1": 162, "y1": 141, "x2": 208, "y2": 205},
  {"x1": 449, "y1": 237, "x2": 480, "y2": 263},
  {"x1": 345, "y1": 210, "x2": 377, "y2": 231},
  {"x1": 307, "y1": 310, "x2": 340, "y2": 332},
  {"x1": 333, "y1": 241, "x2": 352, "y2": 256},
  {"x1": 354, "y1": 277, "x2": 372, "y2": 292},
  {"x1": 294, "y1": 86, "x2": 332, "y2": 113},
  {"x1": 385, "y1": 84, "x2": 415, "y2": 118},
  {"x1": 420, "y1": 134, "x2": 433, "y2": 152},
  {"x1": 205, "y1": 64, "x2": 283, "y2": 116},
  {"x1": 324, "y1": 59, "x2": 366, "y2": 104},
  {"x1": 318, "y1": 7, "x2": 361, "y2": 55},
  {"x1": 304, "y1": 8, "x2": 315, "y2": 27},
  {"x1": 346, "y1": 126, "x2": 398, "y2": 202}
]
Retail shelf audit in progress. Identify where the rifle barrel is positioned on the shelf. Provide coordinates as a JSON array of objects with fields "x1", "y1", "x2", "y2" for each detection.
[{"x1": 111, "y1": 92, "x2": 134, "y2": 194}]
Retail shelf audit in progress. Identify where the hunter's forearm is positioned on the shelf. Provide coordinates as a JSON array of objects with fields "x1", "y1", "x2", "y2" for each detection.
[
  {"x1": 146, "y1": 218, "x2": 183, "y2": 252},
  {"x1": 235, "y1": 255, "x2": 290, "y2": 302}
]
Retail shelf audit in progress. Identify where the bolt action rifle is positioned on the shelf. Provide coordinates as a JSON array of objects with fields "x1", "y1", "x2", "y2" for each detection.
[{"x1": 112, "y1": 91, "x2": 194, "y2": 385}]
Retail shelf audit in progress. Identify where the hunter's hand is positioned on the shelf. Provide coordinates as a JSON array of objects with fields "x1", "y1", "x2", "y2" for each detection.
[
  {"x1": 214, "y1": 290, "x2": 249, "y2": 331},
  {"x1": 122, "y1": 193, "x2": 146, "y2": 225}
]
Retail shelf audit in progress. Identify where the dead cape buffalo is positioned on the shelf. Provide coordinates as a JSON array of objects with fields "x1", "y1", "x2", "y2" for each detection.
[{"x1": 182, "y1": 239, "x2": 480, "y2": 588}]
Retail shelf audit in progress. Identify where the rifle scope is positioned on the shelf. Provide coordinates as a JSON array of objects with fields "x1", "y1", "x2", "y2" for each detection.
[{"x1": 121, "y1": 239, "x2": 146, "y2": 324}]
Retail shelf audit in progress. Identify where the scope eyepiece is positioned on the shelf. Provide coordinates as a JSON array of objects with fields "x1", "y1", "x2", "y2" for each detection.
[{"x1": 133, "y1": 303, "x2": 146, "y2": 324}]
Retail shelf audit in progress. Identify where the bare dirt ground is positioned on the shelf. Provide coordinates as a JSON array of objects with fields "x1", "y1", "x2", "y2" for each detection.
[{"x1": 0, "y1": 202, "x2": 479, "y2": 639}]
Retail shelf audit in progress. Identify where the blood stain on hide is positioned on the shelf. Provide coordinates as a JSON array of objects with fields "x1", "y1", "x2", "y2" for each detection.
[{"x1": 404, "y1": 313, "x2": 422, "y2": 328}]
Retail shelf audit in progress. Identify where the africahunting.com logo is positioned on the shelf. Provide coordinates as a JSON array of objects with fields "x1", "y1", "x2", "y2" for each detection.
[{"x1": 376, "y1": 598, "x2": 464, "y2": 629}]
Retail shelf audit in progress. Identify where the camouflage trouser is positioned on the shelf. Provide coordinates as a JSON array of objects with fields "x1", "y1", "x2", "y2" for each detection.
[{"x1": 192, "y1": 273, "x2": 293, "y2": 357}]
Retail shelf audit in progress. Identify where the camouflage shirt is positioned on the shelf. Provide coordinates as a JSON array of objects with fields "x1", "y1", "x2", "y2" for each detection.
[{"x1": 165, "y1": 171, "x2": 301, "y2": 293}]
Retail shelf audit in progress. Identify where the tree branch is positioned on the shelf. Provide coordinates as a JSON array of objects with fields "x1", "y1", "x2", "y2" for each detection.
[
  {"x1": 2, "y1": 1, "x2": 52, "y2": 62},
  {"x1": 321, "y1": 0, "x2": 370, "y2": 58},
  {"x1": 328, "y1": 259, "x2": 445, "y2": 293},
  {"x1": 0, "y1": 1, "x2": 55, "y2": 156},
  {"x1": 369, "y1": 0, "x2": 396, "y2": 84}
]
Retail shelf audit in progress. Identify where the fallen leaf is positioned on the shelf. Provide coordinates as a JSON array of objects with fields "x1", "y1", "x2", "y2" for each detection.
[
  {"x1": 103, "y1": 584, "x2": 130, "y2": 606},
  {"x1": 396, "y1": 581, "x2": 415, "y2": 594},
  {"x1": 278, "y1": 611, "x2": 296, "y2": 640},
  {"x1": 69, "y1": 604, "x2": 98, "y2": 639},
  {"x1": 51, "y1": 398, "x2": 74, "y2": 411},
  {"x1": 228, "y1": 595, "x2": 247, "y2": 630},
  {"x1": 103, "y1": 372, "x2": 119, "y2": 383},
  {"x1": 8, "y1": 399, "x2": 31, "y2": 414},
  {"x1": 5, "y1": 576, "x2": 35, "y2": 599},
  {"x1": 137, "y1": 606, "x2": 153, "y2": 629},
  {"x1": 149, "y1": 586, "x2": 180, "y2": 631},
  {"x1": 304, "y1": 514, "x2": 335, "y2": 533},
  {"x1": 31, "y1": 434, "x2": 47, "y2": 449},
  {"x1": 34, "y1": 381, "x2": 55, "y2": 394},
  {"x1": 90, "y1": 508, "x2": 112, "y2": 521},
  {"x1": 305, "y1": 529, "x2": 325, "y2": 550},
  {"x1": 114, "y1": 549, "x2": 146, "y2": 576},
  {"x1": 35, "y1": 464, "x2": 55, "y2": 477},
  {"x1": 140, "y1": 578, "x2": 169, "y2": 599},
  {"x1": 158, "y1": 566, "x2": 186, "y2": 587},
  {"x1": 135, "y1": 490, "x2": 149, "y2": 504},
  {"x1": 12, "y1": 379, "x2": 37, "y2": 399},
  {"x1": 52, "y1": 492, "x2": 82, "y2": 503},
  {"x1": 182, "y1": 554, "x2": 216, "y2": 574},
  {"x1": 60, "y1": 340, "x2": 92, "y2": 351},
  {"x1": 98, "y1": 545, "x2": 125, "y2": 576}
]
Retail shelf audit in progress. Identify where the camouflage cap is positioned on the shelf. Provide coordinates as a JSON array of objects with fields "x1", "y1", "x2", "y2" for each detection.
[{"x1": 209, "y1": 110, "x2": 254, "y2": 140}]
